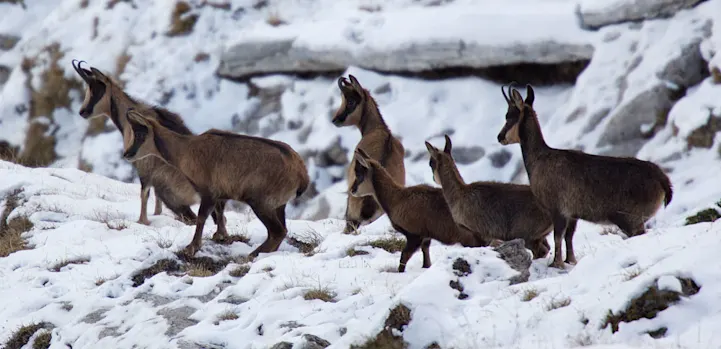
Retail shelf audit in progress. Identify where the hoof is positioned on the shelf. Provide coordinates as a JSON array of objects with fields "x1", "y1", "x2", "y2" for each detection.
[
  {"x1": 137, "y1": 218, "x2": 151, "y2": 226},
  {"x1": 549, "y1": 260, "x2": 566, "y2": 269},
  {"x1": 182, "y1": 244, "x2": 198, "y2": 257},
  {"x1": 565, "y1": 257, "x2": 578, "y2": 265},
  {"x1": 212, "y1": 232, "x2": 229, "y2": 243}
]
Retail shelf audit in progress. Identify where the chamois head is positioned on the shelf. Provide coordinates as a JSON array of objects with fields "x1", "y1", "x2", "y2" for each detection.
[
  {"x1": 349, "y1": 149, "x2": 379, "y2": 198},
  {"x1": 497, "y1": 83, "x2": 535, "y2": 145},
  {"x1": 332, "y1": 74, "x2": 367, "y2": 127},
  {"x1": 122, "y1": 109, "x2": 159, "y2": 163},
  {"x1": 424, "y1": 134, "x2": 453, "y2": 185},
  {"x1": 72, "y1": 59, "x2": 115, "y2": 119}
]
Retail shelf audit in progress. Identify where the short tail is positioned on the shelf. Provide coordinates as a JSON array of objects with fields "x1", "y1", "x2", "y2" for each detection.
[
  {"x1": 296, "y1": 171, "x2": 311, "y2": 199},
  {"x1": 654, "y1": 167, "x2": 673, "y2": 207}
]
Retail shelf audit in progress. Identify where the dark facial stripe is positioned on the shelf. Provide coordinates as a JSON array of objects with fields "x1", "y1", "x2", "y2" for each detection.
[
  {"x1": 84, "y1": 82, "x2": 106, "y2": 116},
  {"x1": 124, "y1": 122, "x2": 147, "y2": 158},
  {"x1": 109, "y1": 96, "x2": 123, "y2": 132},
  {"x1": 333, "y1": 93, "x2": 360, "y2": 124}
]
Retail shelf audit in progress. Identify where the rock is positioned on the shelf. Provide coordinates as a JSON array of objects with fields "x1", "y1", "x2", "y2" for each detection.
[
  {"x1": 488, "y1": 149, "x2": 512, "y2": 168},
  {"x1": 157, "y1": 306, "x2": 199, "y2": 337},
  {"x1": 314, "y1": 137, "x2": 348, "y2": 167},
  {"x1": 0, "y1": 65, "x2": 10, "y2": 86},
  {"x1": 577, "y1": 0, "x2": 707, "y2": 30},
  {"x1": 218, "y1": 4, "x2": 593, "y2": 79},
  {"x1": 232, "y1": 77, "x2": 291, "y2": 136},
  {"x1": 450, "y1": 146, "x2": 485, "y2": 165},
  {"x1": 301, "y1": 334, "x2": 330, "y2": 349},
  {"x1": 0, "y1": 34, "x2": 20, "y2": 51},
  {"x1": 270, "y1": 342, "x2": 293, "y2": 349},
  {"x1": 493, "y1": 239, "x2": 531, "y2": 285},
  {"x1": 549, "y1": 5, "x2": 712, "y2": 157}
]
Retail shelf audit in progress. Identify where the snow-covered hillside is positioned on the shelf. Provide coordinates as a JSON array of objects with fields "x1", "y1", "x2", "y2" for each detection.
[{"x1": 2, "y1": 0, "x2": 721, "y2": 348}]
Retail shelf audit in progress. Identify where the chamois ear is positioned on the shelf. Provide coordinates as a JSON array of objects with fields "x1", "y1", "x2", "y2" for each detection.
[
  {"x1": 348, "y1": 74, "x2": 362, "y2": 90},
  {"x1": 126, "y1": 109, "x2": 149, "y2": 127},
  {"x1": 355, "y1": 148, "x2": 371, "y2": 160},
  {"x1": 525, "y1": 84, "x2": 535, "y2": 107},
  {"x1": 443, "y1": 134, "x2": 452, "y2": 155},
  {"x1": 90, "y1": 67, "x2": 110, "y2": 82},
  {"x1": 510, "y1": 88, "x2": 524, "y2": 110},
  {"x1": 425, "y1": 141, "x2": 438, "y2": 156},
  {"x1": 354, "y1": 150, "x2": 370, "y2": 168}
]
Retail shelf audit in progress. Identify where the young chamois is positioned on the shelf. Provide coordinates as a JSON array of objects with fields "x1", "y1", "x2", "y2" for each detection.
[
  {"x1": 350, "y1": 149, "x2": 488, "y2": 272},
  {"x1": 332, "y1": 75, "x2": 406, "y2": 234},
  {"x1": 71, "y1": 60, "x2": 224, "y2": 226},
  {"x1": 122, "y1": 109, "x2": 309, "y2": 257},
  {"x1": 425, "y1": 135, "x2": 553, "y2": 259},
  {"x1": 496, "y1": 84, "x2": 673, "y2": 269}
]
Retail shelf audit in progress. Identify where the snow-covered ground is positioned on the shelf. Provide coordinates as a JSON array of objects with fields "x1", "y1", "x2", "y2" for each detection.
[{"x1": 2, "y1": 0, "x2": 721, "y2": 347}]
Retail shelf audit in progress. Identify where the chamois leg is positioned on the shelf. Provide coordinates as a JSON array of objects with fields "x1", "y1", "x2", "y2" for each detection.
[
  {"x1": 183, "y1": 197, "x2": 214, "y2": 256},
  {"x1": 529, "y1": 239, "x2": 550, "y2": 259},
  {"x1": 153, "y1": 188, "x2": 163, "y2": 215},
  {"x1": 398, "y1": 234, "x2": 423, "y2": 273},
  {"x1": 564, "y1": 218, "x2": 578, "y2": 265},
  {"x1": 420, "y1": 238, "x2": 432, "y2": 269},
  {"x1": 248, "y1": 203, "x2": 286, "y2": 258},
  {"x1": 550, "y1": 213, "x2": 569, "y2": 269},
  {"x1": 342, "y1": 195, "x2": 379, "y2": 234},
  {"x1": 272, "y1": 204, "x2": 288, "y2": 251},
  {"x1": 211, "y1": 200, "x2": 229, "y2": 242},
  {"x1": 137, "y1": 179, "x2": 151, "y2": 225}
]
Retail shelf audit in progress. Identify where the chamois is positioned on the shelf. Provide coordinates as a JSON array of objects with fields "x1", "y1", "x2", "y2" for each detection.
[
  {"x1": 351, "y1": 149, "x2": 488, "y2": 272},
  {"x1": 122, "y1": 109, "x2": 309, "y2": 257},
  {"x1": 425, "y1": 135, "x2": 553, "y2": 259},
  {"x1": 496, "y1": 84, "x2": 673, "y2": 269},
  {"x1": 71, "y1": 60, "x2": 223, "y2": 226},
  {"x1": 332, "y1": 75, "x2": 405, "y2": 234}
]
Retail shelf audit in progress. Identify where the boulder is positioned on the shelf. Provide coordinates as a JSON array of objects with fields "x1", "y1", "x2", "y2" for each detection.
[
  {"x1": 493, "y1": 239, "x2": 532, "y2": 285},
  {"x1": 577, "y1": 0, "x2": 707, "y2": 30}
]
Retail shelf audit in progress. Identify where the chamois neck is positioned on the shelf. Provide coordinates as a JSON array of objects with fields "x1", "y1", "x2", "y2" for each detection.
[
  {"x1": 151, "y1": 123, "x2": 190, "y2": 167},
  {"x1": 358, "y1": 93, "x2": 388, "y2": 135},
  {"x1": 369, "y1": 165, "x2": 402, "y2": 214},
  {"x1": 437, "y1": 159, "x2": 466, "y2": 199},
  {"x1": 108, "y1": 88, "x2": 141, "y2": 133},
  {"x1": 518, "y1": 108, "x2": 550, "y2": 178}
]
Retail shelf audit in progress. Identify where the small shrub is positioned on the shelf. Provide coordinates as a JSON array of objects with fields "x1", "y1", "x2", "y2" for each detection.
[
  {"x1": 0, "y1": 189, "x2": 32, "y2": 257},
  {"x1": 303, "y1": 287, "x2": 336, "y2": 302},
  {"x1": 32, "y1": 330, "x2": 51, "y2": 349},
  {"x1": 50, "y1": 257, "x2": 90, "y2": 272},
  {"x1": 685, "y1": 207, "x2": 721, "y2": 225},
  {"x1": 521, "y1": 288, "x2": 540, "y2": 302},
  {"x1": 368, "y1": 237, "x2": 406, "y2": 253},
  {"x1": 178, "y1": 255, "x2": 233, "y2": 277},
  {"x1": 287, "y1": 230, "x2": 323, "y2": 256},
  {"x1": 2, "y1": 322, "x2": 50, "y2": 349},
  {"x1": 351, "y1": 304, "x2": 411, "y2": 349},
  {"x1": 229, "y1": 265, "x2": 250, "y2": 278},
  {"x1": 346, "y1": 247, "x2": 369, "y2": 257}
]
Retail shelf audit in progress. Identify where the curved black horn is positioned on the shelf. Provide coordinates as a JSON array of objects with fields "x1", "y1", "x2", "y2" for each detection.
[
  {"x1": 72, "y1": 59, "x2": 92, "y2": 82},
  {"x1": 501, "y1": 84, "x2": 510, "y2": 104},
  {"x1": 507, "y1": 81, "x2": 518, "y2": 100},
  {"x1": 337, "y1": 77, "x2": 345, "y2": 89}
]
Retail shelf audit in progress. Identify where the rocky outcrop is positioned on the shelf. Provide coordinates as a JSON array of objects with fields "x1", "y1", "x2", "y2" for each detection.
[
  {"x1": 577, "y1": 0, "x2": 707, "y2": 30},
  {"x1": 218, "y1": 4, "x2": 593, "y2": 79},
  {"x1": 493, "y1": 239, "x2": 532, "y2": 285}
]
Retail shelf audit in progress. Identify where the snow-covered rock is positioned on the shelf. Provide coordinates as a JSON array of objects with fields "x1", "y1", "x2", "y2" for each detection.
[
  {"x1": 577, "y1": 0, "x2": 707, "y2": 29},
  {"x1": 219, "y1": 2, "x2": 594, "y2": 78}
]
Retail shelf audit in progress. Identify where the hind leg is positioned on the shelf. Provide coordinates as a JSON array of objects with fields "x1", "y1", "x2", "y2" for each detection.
[
  {"x1": 153, "y1": 188, "x2": 163, "y2": 215},
  {"x1": 248, "y1": 202, "x2": 287, "y2": 258},
  {"x1": 271, "y1": 204, "x2": 288, "y2": 251},
  {"x1": 420, "y1": 238, "x2": 432, "y2": 268},
  {"x1": 550, "y1": 213, "x2": 569, "y2": 269},
  {"x1": 183, "y1": 196, "x2": 214, "y2": 256},
  {"x1": 564, "y1": 218, "x2": 578, "y2": 265},
  {"x1": 342, "y1": 195, "x2": 380, "y2": 234},
  {"x1": 137, "y1": 179, "x2": 151, "y2": 225},
  {"x1": 211, "y1": 200, "x2": 229, "y2": 242}
]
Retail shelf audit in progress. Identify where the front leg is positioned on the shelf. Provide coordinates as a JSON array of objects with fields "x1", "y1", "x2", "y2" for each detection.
[
  {"x1": 153, "y1": 188, "x2": 163, "y2": 215},
  {"x1": 211, "y1": 200, "x2": 229, "y2": 242},
  {"x1": 137, "y1": 180, "x2": 151, "y2": 225},
  {"x1": 549, "y1": 212, "x2": 569, "y2": 269},
  {"x1": 564, "y1": 218, "x2": 578, "y2": 265},
  {"x1": 398, "y1": 234, "x2": 423, "y2": 273},
  {"x1": 183, "y1": 196, "x2": 214, "y2": 256},
  {"x1": 420, "y1": 238, "x2": 432, "y2": 268}
]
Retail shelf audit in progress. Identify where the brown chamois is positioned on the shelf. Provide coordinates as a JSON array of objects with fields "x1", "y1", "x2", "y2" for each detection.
[
  {"x1": 350, "y1": 149, "x2": 488, "y2": 272},
  {"x1": 122, "y1": 109, "x2": 309, "y2": 257},
  {"x1": 425, "y1": 135, "x2": 553, "y2": 259},
  {"x1": 496, "y1": 84, "x2": 673, "y2": 269},
  {"x1": 71, "y1": 59, "x2": 224, "y2": 226},
  {"x1": 332, "y1": 75, "x2": 406, "y2": 234}
]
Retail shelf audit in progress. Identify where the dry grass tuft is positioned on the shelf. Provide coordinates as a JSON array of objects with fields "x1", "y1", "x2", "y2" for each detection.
[
  {"x1": 266, "y1": 12, "x2": 287, "y2": 27},
  {"x1": 0, "y1": 190, "x2": 33, "y2": 258},
  {"x1": 214, "y1": 310, "x2": 239, "y2": 325},
  {"x1": 303, "y1": 287, "x2": 336, "y2": 303},
  {"x1": 2, "y1": 322, "x2": 51, "y2": 349},
  {"x1": 521, "y1": 288, "x2": 540, "y2": 302},
  {"x1": 351, "y1": 304, "x2": 411, "y2": 349},
  {"x1": 131, "y1": 258, "x2": 181, "y2": 286},
  {"x1": 287, "y1": 230, "x2": 323, "y2": 256},
  {"x1": 32, "y1": 330, "x2": 51, "y2": 349},
  {"x1": 546, "y1": 297, "x2": 572, "y2": 311},
  {"x1": 367, "y1": 236, "x2": 406, "y2": 254},
  {"x1": 346, "y1": 247, "x2": 370, "y2": 257},
  {"x1": 167, "y1": 1, "x2": 199, "y2": 37},
  {"x1": 50, "y1": 257, "x2": 91, "y2": 272},
  {"x1": 229, "y1": 265, "x2": 251, "y2": 278}
]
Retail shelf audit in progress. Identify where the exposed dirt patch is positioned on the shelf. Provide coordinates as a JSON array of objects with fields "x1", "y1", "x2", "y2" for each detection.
[
  {"x1": 50, "y1": 256, "x2": 91, "y2": 272},
  {"x1": 351, "y1": 304, "x2": 412, "y2": 349},
  {"x1": 167, "y1": 1, "x2": 199, "y2": 37},
  {"x1": 603, "y1": 277, "x2": 700, "y2": 333}
]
